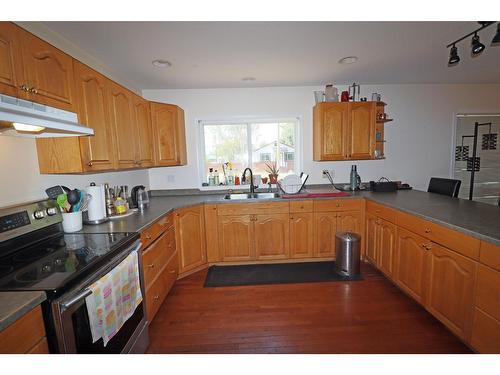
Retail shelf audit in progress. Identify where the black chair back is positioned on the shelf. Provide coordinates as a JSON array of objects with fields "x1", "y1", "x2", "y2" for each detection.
[{"x1": 427, "y1": 177, "x2": 461, "y2": 198}]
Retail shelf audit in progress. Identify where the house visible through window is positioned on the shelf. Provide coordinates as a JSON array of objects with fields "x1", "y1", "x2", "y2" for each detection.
[{"x1": 201, "y1": 119, "x2": 298, "y2": 186}]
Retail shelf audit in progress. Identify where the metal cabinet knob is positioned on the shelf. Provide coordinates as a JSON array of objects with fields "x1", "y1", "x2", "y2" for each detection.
[
  {"x1": 87, "y1": 161, "x2": 93, "y2": 167},
  {"x1": 145, "y1": 234, "x2": 152, "y2": 240},
  {"x1": 29, "y1": 87, "x2": 38, "y2": 94},
  {"x1": 153, "y1": 295, "x2": 159, "y2": 301},
  {"x1": 169, "y1": 269, "x2": 176, "y2": 274},
  {"x1": 425, "y1": 228, "x2": 431, "y2": 233},
  {"x1": 148, "y1": 263, "x2": 155, "y2": 268},
  {"x1": 20, "y1": 84, "x2": 29, "y2": 91}
]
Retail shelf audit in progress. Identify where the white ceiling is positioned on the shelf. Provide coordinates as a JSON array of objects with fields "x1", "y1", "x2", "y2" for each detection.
[{"x1": 41, "y1": 21, "x2": 500, "y2": 89}]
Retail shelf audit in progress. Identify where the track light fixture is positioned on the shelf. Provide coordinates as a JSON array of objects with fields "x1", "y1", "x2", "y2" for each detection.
[
  {"x1": 448, "y1": 45, "x2": 460, "y2": 65},
  {"x1": 471, "y1": 33, "x2": 486, "y2": 55},
  {"x1": 446, "y1": 21, "x2": 499, "y2": 66}
]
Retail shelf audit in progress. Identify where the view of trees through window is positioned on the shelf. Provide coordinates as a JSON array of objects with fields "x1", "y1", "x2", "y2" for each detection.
[{"x1": 203, "y1": 120, "x2": 297, "y2": 186}]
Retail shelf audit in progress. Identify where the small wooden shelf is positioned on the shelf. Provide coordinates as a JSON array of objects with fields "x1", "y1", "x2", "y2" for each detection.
[{"x1": 377, "y1": 118, "x2": 394, "y2": 123}]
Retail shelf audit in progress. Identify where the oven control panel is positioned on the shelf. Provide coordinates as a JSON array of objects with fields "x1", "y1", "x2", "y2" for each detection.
[{"x1": 0, "y1": 199, "x2": 62, "y2": 242}]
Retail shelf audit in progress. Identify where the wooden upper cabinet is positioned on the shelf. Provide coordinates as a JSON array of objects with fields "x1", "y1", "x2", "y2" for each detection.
[
  {"x1": 348, "y1": 102, "x2": 375, "y2": 159},
  {"x1": 132, "y1": 95, "x2": 154, "y2": 168},
  {"x1": 289, "y1": 213, "x2": 314, "y2": 259},
  {"x1": 0, "y1": 22, "x2": 23, "y2": 97},
  {"x1": 425, "y1": 243, "x2": 476, "y2": 341},
  {"x1": 254, "y1": 213, "x2": 290, "y2": 260},
  {"x1": 313, "y1": 103, "x2": 347, "y2": 161},
  {"x1": 395, "y1": 227, "x2": 428, "y2": 304},
  {"x1": 74, "y1": 61, "x2": 115, "y2": 171},
  {"x1": 313, "y1": 101, "x2": 377, "y2": 161},
  {"x1": 19, "y1": 28, "x2": 75, "y2": 111},
  {"x1": 175, "y1": 206, "x2": 206, "y2": 275},
  {"x1": 218, "y1": 215, "x2": 254, "y2": 262},
  {"x1": 107, "y1": 81, "x2": 137, "y2": 169},
  {"x1": 150, "y1": 102, "x2": 187, "y2": 167}
]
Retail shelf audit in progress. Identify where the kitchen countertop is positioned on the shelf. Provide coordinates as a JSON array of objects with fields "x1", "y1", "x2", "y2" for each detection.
[
  {"x1": 78, "y1": 188, "x2": 500, "y2": 246},
  {"x1": 0, "y1": 291, "x2": 46, "y2": 332}
]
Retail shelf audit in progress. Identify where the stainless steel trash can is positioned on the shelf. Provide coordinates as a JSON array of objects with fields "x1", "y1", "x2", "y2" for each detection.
[{"x1": 335, "y1": 232, "x2": 361, "y2": 277}]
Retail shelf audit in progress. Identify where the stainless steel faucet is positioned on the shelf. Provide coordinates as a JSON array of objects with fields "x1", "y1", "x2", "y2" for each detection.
[{"x1": 242, "y1": 168, "x2": 256, "y2": 194}]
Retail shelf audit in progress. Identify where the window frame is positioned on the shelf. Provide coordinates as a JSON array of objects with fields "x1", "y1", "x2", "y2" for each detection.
[{"x1": 197, "y1": 117, "x2": 302, "y2": 189}]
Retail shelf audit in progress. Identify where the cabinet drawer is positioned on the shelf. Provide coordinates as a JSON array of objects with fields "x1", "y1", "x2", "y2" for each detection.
[
  {"x1": 366, "y1": 200, "x2": 397, "y2": 223},
  {"x1": 480, "y1": 241, "x2": 500, "y2": 272},
  {"x1": 396, "y1": 211, "x2": 480, "y2": 260},
  {"x1": 27, "y1": 337, "x2": 49, "y2": 354},
  {"x1": 475, "y1": 265, "x2": 500, "y2": 321},
  {"x1": 0, "y1": 305, "x2": 46, "y2": 353},
  {"x1": 142, "y1": 228, "x2": 175, "y2": 289},
  {"x1": 471, "y1": 308, "x2": 500, "y2": 353},
  {"x1": 140, "y1": 212, "x2": 174, "y2": 248},
  {"x1": 313, "y1": 199, "x2": 363, "y2": 212},
  {"x1": 217, "y1": 202, "x2": 289, "y2": 215},
  {"x1": 146, "y1": 253, "x2": 178, "y2": 323},
  {"x1": 289, "y1": 200, "x2": 313, "y2": 213}
]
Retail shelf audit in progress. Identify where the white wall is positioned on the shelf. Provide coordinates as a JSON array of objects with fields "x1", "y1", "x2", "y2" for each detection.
[
  {"x1": 143, "y1": 84, "x2": 500, "y2": 191},
  {"x1": 0, "y1": 137, "x2": 149, "y2": 207}
]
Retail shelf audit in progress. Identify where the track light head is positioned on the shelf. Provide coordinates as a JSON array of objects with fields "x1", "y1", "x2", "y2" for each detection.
[
  {"x1": 471, "y1": 33, "x2": 486, "y2": 55},
  {"x1": 448, "y1": 45, "x2": 460, "y2": 65},
  {"x1": 492, "y1": 23, "x2": 500, "y2": 45}
]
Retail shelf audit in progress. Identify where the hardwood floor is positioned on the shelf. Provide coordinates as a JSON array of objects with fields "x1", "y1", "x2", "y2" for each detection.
[{"x1": 146, "y1": 262, "x2": 472, "y2": 354}]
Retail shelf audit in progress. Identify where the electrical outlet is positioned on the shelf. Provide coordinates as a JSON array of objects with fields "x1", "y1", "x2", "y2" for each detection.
[{"x1": 322, "y1": 170, "x2": 329, "y2": 178}]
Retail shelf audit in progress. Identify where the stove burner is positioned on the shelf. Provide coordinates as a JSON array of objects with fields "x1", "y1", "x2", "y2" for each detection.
[
  {"x1": 0, "y1": 265, "x2": 14, "y2": 278},
  {"x1": 13, "y1": 246, "x2": 57, "y2": 263}
]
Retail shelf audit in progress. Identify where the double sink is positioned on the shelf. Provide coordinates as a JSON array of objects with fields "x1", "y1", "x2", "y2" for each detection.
[{"x1": 223, "y1": 192, "x2": 280, "y2": 200}]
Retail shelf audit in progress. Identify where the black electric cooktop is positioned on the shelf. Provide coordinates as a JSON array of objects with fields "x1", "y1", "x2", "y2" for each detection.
[{"x1": 0, "y1": 231, "x2": 137, "y2": 294}]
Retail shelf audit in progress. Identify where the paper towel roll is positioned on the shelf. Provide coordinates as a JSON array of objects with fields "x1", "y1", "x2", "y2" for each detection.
[{"x1": 85, "y1": 184, "x2": 106, "y2": 221}]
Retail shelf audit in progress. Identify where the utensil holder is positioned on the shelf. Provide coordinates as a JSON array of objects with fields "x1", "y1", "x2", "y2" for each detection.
[{"x1": 62, "y1": 211, "x2": 83, "y2": 233}]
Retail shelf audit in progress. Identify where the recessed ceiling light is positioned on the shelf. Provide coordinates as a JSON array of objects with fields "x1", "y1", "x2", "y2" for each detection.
[
  {"x1": 338, "y1": 56, "x2": 359, "y2": 65},
  {"x1": 242, "y1": 77, "x2": 256, "y2": 82},
  {"x1": 152, "y1": 59, "x2": 172, "y2": 68}
]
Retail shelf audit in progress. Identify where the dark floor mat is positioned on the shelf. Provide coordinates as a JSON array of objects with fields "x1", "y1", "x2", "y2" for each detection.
[{"x1": 204, "y1": 261, "x2": 362, "y2": 287}]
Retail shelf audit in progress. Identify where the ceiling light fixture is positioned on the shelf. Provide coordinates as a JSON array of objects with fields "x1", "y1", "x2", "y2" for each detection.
[
  {"x1": 471, "y1": 33, "x2": 486, "y2": 55},
  {"x1": 446, "y1": 21, "x2": 498, "y2": 66},
  {"x1": 242, "y1": 77, "x2": 256, "y2": 82},
  {"x1": 448, "y1": 44, "x2": 460, "y2": 65},
  {"x1": 338, "y1": 56, "x2": 358, "y2": 65},
  {"x1": 152, "y1": 59, "x2": 172, "y2": 68}
]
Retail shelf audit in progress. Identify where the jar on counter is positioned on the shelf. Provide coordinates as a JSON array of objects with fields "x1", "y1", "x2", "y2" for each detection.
[{"x1": 325, "y1": 84, "x2": 338, "y2": 102}]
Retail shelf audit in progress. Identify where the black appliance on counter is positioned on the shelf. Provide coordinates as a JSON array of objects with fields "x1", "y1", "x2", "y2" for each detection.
[{"x1": 0, "y1": 199, "x2": 149, "y2": 353}]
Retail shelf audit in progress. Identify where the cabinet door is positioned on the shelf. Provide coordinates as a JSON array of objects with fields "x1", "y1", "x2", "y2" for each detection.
[
  {"x1": 107, "y1": 81, "x2": 138, "y2": 169},
  {"x1": 19, "y1": 30, "x2": 75, "y2": 111},
  {"x1": 0, "y1": 22, "x2": 23, "y2": 97},
  {"x1": 218, "y1": 215, "x2": 254, "y2": 261},
  {"x1": 74, "y1": 61, "x2": 115, "y2": 171},
  {"x1": 132, "y1": 96, "x2": 154, "y2": 168},
  {"x1": 289, "y1": 213, "x2": 314, "y2": 259},
  {"x1": 175, "y1": 206, "x2": 206, "y2": 274},
  {"x1": 254, "y1": 214, "x2": 290, "y2": 260},
  {"x1": 313, "y1": 103, "x2": 348, "y2": 160},
  {"x1": 425, "y1": 243, "x2": 476, "y2": 340},
  {"x1": 365, "y1": 213, "x2": 378, "y2": 264},
  {"x1": 395, "y1": 227, "x2": 428, "y2": 304},
  {"x1": 347, "y1": 102, "x2": 375, "y2": 160},
  {"x1": 337, "y1": 210, "x2": 361, "y2": 234},
  {"x1": 151, "y1": 102, "x2": 187, "y2": 166},
  {"x1": 314, "y1": 212, "x2": 337, "y2": 257},
  {"x1": 378, "y1": 219, "x2": 396, "y2": 278}
]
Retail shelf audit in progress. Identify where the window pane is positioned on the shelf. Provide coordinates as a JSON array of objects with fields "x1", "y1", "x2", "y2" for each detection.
[
  {"x1": 203, "y1": 124, "x2": 248, "y2": 183},
  {"x1": 278, "y1": 122, "x2": 296, "y2": 176},
  {"x1": 251, "y1": 123, "x2": 279, "y2": 180}
]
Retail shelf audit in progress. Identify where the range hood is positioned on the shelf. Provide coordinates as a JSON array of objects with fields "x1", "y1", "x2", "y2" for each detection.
[{"x1": 0, "y1": 94, "x2": 94, "y2": 138}]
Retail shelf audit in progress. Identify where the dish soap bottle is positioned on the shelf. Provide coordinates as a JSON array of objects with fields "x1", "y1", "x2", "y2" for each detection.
[{"x1": 208, "y1": 168, "x2": 215, "y2": 186}]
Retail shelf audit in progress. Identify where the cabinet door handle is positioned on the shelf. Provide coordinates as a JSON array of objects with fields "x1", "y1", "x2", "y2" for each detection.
[
  {"x1": 169, "y1": 269, "x2": 176, "y2": 274},
  {"x1": 20, "y1": 84, "x2": 29, "y2": 92},
  {"x1": 87, "y1": 161, "x2": 93, "y2": 167},
  {"x1": 153, "y1": 295, "x2": 160, "y2": 301},
  {"x1": 147, "y1": 263, "x2": 155, "y2": 268},
  {"x1": 29, "y1": 87, "x2": 38, "y2": 94},
  {"x1": 425, "y1": 228, "x2": 431, "y2": 233},
  {"x1": 145, "y1": 234, "x2": 152, "y2": 240}
]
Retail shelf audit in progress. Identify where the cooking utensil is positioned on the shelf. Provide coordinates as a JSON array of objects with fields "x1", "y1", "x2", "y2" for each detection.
[
  {"x1": 45, "y1": 185, "x2": 70, "y2": 200},
  {"x1": 56, "y1": 194, "x2": 71, "y2": 213},
  {"x1": 67, "y1": 189, "x2": 80, "y2": 212}
]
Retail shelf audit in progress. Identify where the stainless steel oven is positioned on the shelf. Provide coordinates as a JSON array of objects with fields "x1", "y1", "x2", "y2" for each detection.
[{"x1": 51, "y1": 240, "x2": 149, "y2": 353}]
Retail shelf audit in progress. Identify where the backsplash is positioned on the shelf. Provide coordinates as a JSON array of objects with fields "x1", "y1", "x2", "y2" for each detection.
[{"x1": 0, "y1": 136, "x2": 150, "y2": 207}]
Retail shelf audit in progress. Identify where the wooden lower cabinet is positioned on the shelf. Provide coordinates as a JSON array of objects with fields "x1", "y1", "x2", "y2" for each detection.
[
  {"x1": 378, "y1": 219, "x2": 396, "y2": 278},
  {"x1": 425, "y1": 243, "x2": 476, "y2": 340},
  {"x1": 218, "y1": 215, "x2": 254, "y2": 261},
  {"x1": 254, "y1": 214, "x2": 290, "y2": 260},
  {"x1": 0, "y1": 305, "x2": 49, "y2": 353},
  {"x1": 471, "y1": 308, "x2": 500, "y2": 353},
  {"x1": 365, "y1": 213, "x2": 378, "y2": 263},
  {"x1": 289, "y1": 213, "x2": 314, "y2": 259},
  {"x1": 314, "y1": 212, "x2": 337, "y2": 257},
  {"x1": 175, "y1": 206, "x2": 206, "y2": 275},
  {"x1": 146, "y1": 253, "x2": 178, "y2": 323},
  {"x1": 395, "y1": 227, "x2": 428, "y2": 304}
]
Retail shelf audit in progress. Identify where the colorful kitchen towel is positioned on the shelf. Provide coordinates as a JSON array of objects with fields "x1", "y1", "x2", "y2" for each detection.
[{"x1": 85, "y1": 249, "x2": 142, "y2": 346}]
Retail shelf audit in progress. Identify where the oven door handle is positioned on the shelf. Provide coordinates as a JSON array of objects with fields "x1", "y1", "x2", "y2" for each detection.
[{"x1": 60, "y1": 289, "x2": 92, "y2": 312}]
